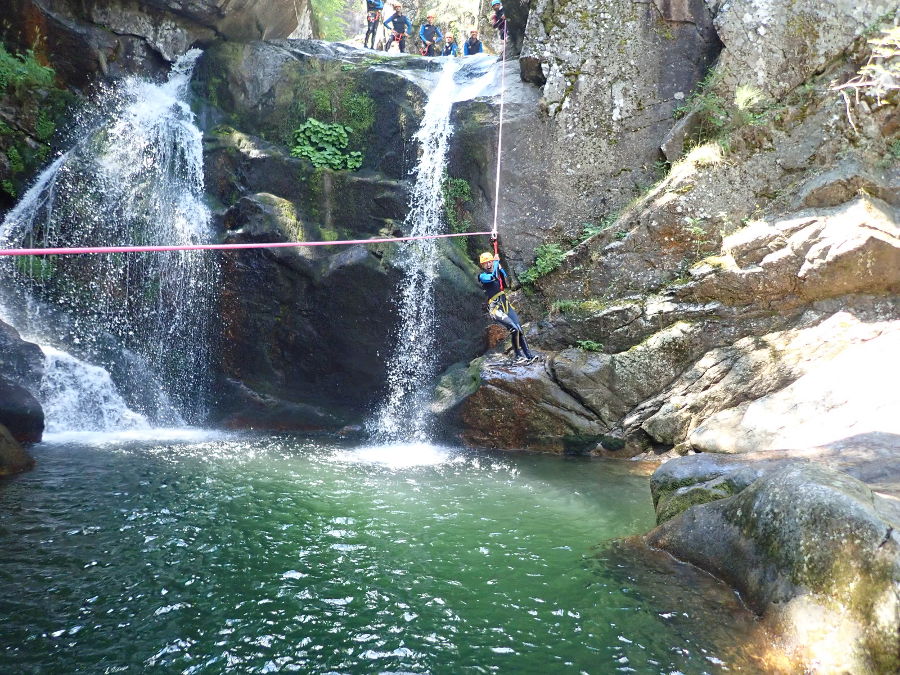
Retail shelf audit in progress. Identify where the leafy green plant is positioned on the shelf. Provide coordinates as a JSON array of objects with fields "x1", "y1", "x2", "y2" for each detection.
[
  {"x1": 520, "y1": 243, "x2": 565, "y2": 285},
  {"x1": 34, "y1": 111, "x2": 55, "y2": 141},
  {"x1": 675, "y1": 71, "x2": 771, "y2": 150},
  {"x1": 14, "y1": 254, "x2": 55, "y2": 281},
  {"x1": 578, "y1": 211, "x2": 621, "y2": 243},
  {"x1": 0, "y1": 45, "x2": 56, "y2": 95},
  {"x1": 575, "y1": 339, "x2": 604, "y2": 352},
  {"x1": 441, "y1": 175, "x2": 473, "y2": 251},
  {"x1": 6, "y1": 145, "x2": 24, "y2": 174},
  {"x1": 290, "y1": 118, "x2": 363, "y2": 171},
  {"x1": 1, "y1": 179, "x2": 15, "y2": 197},
  {"x1": 551, "y1": 299, "x2": 579, "y2": 314},
  {"x1": 683, "y1": 217, "x2": 714, "y2": 260}
]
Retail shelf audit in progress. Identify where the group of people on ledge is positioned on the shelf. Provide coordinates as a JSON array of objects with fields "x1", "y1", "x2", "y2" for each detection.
[{"x1": 365, "y1": 1, "x2": 507, "y2": 56}]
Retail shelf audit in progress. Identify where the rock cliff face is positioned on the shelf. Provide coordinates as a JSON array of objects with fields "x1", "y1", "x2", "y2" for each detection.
[
  {"x1": 193, "y1": 41, "x2": 486, "y2": 427},
  {"x1": 435, "y1": 1, "x2": 899, "y2": 668},
  {"x1": 441, "y1": 3, "x2": 899, "y2": 461},
  {"x1": 0, "y1": 0, "x2": 309, "y2": 86}
]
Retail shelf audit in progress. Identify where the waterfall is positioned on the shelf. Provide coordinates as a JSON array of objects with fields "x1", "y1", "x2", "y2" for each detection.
[
  {"x1": 0, "y1": 50, "x2": 217, "y2": 430},
  {"x1": 371, "y1": 56, "x2": 498, "y2": 442},
  {"x1": 39, "y1": 347, "x2": 150, "y2": 433}
]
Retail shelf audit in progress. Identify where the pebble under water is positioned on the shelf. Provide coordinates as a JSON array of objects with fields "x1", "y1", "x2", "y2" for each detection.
[{"x1": 0, "y1": 432, "x2": 774, "y2": 673}]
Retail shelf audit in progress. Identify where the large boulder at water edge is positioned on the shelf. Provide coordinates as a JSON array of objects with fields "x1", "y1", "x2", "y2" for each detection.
[
  {"x1": 0, "y1": 319, "x2": 45, "y2": 389},
  {"x1": 0, "y1": 376, "x2": 44, "y2": 445},
  {"x1": 0, "y1": 422, "x2": 35, "y2": 476},
  {"x1": 193, "y1": 41, "x2": 487, "y2": 427},
  {"x1": 646, "y1": 460, "x2": 900, "y2": 674},
  {"x1": 0, "y1": 0, "x2": 309, "y2": 86},
  {"x1": 0, "y1": 320, "x2": 45, "y2": 443},
  {"x1": 439, "y1": 0, "x2": 900, "y2": 457}
]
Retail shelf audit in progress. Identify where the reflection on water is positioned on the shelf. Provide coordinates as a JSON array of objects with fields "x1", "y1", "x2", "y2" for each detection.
[{"x1": 0, "y1": 434, "x2": 774, "y2": 672}]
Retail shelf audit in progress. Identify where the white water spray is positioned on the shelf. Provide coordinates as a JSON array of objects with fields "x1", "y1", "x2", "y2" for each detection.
[{"x1": 0, "y1": 50, "x2": 216, "y2": 431}]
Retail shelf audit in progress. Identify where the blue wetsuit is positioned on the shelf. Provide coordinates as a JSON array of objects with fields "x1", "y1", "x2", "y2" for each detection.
[
  {"x1": 419, "y1": 22, "x2": 443, "y2": 56},
  {"x1": 463, "y1": 37, "x2": 483, "y2": 55},
  {"x1": 383, "y1": 12, "x2": 412, "y2": 52},
  {"x1": 479, "y1": 260, "x2": 534, "y2": 360},
  {"x1": 365, "y1": 0, "x2": 385, "y2": 49}
]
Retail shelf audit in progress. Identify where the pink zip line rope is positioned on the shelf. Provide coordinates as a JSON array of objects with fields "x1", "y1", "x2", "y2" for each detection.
[{"x1": 0, "y1": 230, "x2": 495, "y2": 257}]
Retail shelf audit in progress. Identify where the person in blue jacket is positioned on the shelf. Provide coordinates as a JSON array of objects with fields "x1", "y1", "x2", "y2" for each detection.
[
  {"x1": 364, "y1": 0, "x2": 385, "y2": 49},
  {"x1": 478, "y1": 251, "x2": 537, "y2": 364},
  {"x1": 383, "y1": 4, "x2": 412, "y2": 53},
  {"x1": 463, "y1": 29, "x2": 483, "y2": 55},
  {"x1": 419, "y1": 14, "x2": 443, "y2": 56},
  {"x1": 441, "y1": 34, "x2": 458, "y2": 57}
]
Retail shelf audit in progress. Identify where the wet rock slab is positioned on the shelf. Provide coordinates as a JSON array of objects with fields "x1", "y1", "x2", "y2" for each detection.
[{"x1": 647, "y1": 459, "x2": 900, "y2": 673}]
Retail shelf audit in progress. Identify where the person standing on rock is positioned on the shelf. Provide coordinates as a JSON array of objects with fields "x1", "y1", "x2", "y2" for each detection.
[
  {"x1": 383, "y1": 4, "x2": 412, "y2": 53},
  {"x1": 490, "y1": 0, "x2": 507, "y2": 41},
  {"x1": 364, "y1": 0, "x2": 385, "y2": 49},
  {"x1": 442, "y1": 34, "x2": 458, "y2": 57},
  {"x1": 464, "y1": 29, "x2": 483, "y2": 55},
  {"x1": 478, "y1": 251, "x2": 538, "y2": 365},
  {"x1": 419, "y1": 14, "x2": 443, "y2": 56}
]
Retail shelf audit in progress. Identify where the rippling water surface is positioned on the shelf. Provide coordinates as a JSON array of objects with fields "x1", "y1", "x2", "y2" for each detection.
[{"x1": 0, "y1": 433, "x2": 769, "y2": 673}]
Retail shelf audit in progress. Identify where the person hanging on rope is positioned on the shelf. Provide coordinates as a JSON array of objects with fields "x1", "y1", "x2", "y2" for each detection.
[
  {"x1": 478, "y1": 248, "x2": 538, "y2": 365},
  {"x1": 419, "y1": 14, "x2": 443, "y2": 57},
  {"x1": 490, "y1": 0, "x2": 508, "y2": 41},
  {"x1": 464, "y1": 29, "x2": 483, "y2": 55},
  {"x1": 364, "y1": 0, "x2": 385, "y2": 49},
  {"x1": 441, "y1": 34, "x2": 458, "y2": 57},
  {"x1": 383, "y1": 4, "x2": 412, "y2": 53}
]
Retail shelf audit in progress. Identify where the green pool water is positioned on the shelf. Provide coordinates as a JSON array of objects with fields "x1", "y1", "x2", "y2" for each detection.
[{"x1": 0, "y1": 431, "x2": 768, "y2": 673}]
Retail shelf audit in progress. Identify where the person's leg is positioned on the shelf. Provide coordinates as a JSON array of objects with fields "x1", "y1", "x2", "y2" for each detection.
[
  {"x1": 489, "y1": 305, "x2": 521, "y2": 359},
  {"x1": 506, "y1": 306, "x2": 534, "y2": 359},
  {"x1": 398, "y1": 36, "x2": 406, "y2": 53}
]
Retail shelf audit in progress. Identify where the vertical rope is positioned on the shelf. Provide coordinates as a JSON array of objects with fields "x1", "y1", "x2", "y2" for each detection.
[{"x1": 490, "y1": 25, "x2": 508, "y2": 244}]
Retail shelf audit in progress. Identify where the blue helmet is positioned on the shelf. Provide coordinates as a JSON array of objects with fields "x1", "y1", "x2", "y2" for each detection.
[{"x1": 491, "y1": 0, "x2": 501, "y2": 5}]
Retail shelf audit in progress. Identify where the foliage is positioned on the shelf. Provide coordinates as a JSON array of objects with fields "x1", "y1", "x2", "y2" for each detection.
[
  {"x1": 832, "y1": 25, "x2": 899, "y2": 132},
  {"x1": 575, "y1": 339, "x2": 604, "y2": 352},
  {"x1": 578, "y1": 211, "x2": 619, "y2": 243},
  {"x1": 310, "y1": 0, "x2": 351, "y2": 41},
  {"x1": 34, "y1": 111, "x2": 55, "y2": 141},
  {"x1": 290, "y1": 118, "x2": 363, "y2": 171},
  {"x1": 551, "y1": 299, "x2": 580, "y2": 314},
  {"x1": 675, "y1": 71, "x2": 769, "y2": 149},
  {"x1": 0, "y1": 40, "x2": 70, "y2": 203},
  {"x1": 0, "y1": 44, "x2": 56, "y2": 95},
  {"x1": 14, "y1": 254, "x2": 55, "y2": 281},
  {"x1": 6, "y1": 145, "x2": 24, "y2": 173},
  {"x1": 682, "y1": 217, "x2": 715, "y2": 260},
  {"x1": 520, "y1": 243, "x2": 565, "y2": 286},
  {"x1": 441, "y1": 175, "x2": 474, "y2": 252}
]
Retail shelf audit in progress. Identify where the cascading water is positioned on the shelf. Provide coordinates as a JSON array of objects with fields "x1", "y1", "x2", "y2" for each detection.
[
  {"x1": 371, "y1": 56, "x2": 498, "y2": 442},
  {"x1": 0, "y1": 50, "x2": 217, "y2": 429}
]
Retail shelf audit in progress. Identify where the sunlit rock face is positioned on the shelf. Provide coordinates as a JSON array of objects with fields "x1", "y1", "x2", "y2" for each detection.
[
  {"x1": 512, "y1": 0, "x2": 722, "y2": 241},
  {"x1": 0, "y1": 0, "x2": 309, "y2": 85},
  {"x1": 647, "y1": 461, "x2": 900, "y2": 674}
]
